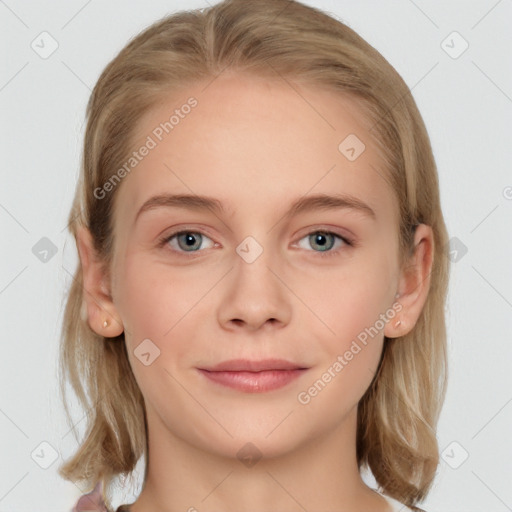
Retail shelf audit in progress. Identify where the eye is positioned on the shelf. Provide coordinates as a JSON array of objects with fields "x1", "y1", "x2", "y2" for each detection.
[
  {"x1": 296, "y1": 230, "x2": 352, "y2": 257},
  {"x1": 159, "y1": 230, "x2": 215, "y2": 254},
  {"x1": 157, "y1": 228, "x2": 353, "y2": 258}
]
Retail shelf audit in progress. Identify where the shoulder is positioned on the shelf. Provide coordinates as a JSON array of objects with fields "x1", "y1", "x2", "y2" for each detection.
[
  {"x1": 380, "y1": 493, "x2": 421, "y2": 512},
  {"x1": 71, "y1": 482, "x2": 108, "y2": 512}
]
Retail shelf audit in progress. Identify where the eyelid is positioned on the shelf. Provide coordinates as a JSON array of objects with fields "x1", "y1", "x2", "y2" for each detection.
[
  {"x1": 294, "y1": 225, "x2": 354, "y2": 245},
  {"x1": 292, "y1": 229, "x2": 353, "y2": 259},
  {"x1": 157, "y1": 227, "x2": 217, "y2": 256},
  {"x1": 158, "y1": 225, "x2": 355, "y2": 257}
]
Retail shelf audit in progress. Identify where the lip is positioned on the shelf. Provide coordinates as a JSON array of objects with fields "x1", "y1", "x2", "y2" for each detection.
[
  {"x1": 202, "y1": 358, "x2": 307, "y2": 372},
  {"x1": 197, "y1": 359, "x2": 309, "y2": 393}
]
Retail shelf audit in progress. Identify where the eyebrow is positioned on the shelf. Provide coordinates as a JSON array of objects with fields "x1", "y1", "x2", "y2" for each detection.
[{"x1": 133, "y1": 192, "x2": 376, "y2": 225}]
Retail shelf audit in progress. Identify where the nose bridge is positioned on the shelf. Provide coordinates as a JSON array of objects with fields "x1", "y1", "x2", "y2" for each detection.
[
  {"x1": 234, "y1": 233, "x2": 282, "y2": 299},
  {"x1": 217, "y1": 233, "x2": 291, "y2": 329}
]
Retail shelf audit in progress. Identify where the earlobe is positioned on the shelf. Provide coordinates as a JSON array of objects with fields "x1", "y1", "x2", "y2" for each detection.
[
  {"x1": 384, "y1": 224, "x2": 434, "y2": 339},
  {"x1": 76, "y1": 225, "x2": 124, "y2": 338}
]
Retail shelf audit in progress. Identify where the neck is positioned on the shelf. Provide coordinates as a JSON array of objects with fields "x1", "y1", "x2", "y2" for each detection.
[{"x1": 129, "y1": 405, "x2": 389, "y2": 512}]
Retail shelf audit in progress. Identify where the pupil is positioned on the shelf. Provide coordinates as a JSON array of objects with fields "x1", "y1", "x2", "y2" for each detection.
[
  {"x1": 311, "y1": 232, "x2": 333, "y2": 252},
  {"x1": 179, "y1": 232, "x2": 201, "y2": 251}
]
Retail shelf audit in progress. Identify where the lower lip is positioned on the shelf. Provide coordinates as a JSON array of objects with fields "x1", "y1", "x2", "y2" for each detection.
[{"x1": 197, "y1": 369, "x2": 307, "y2": 393}]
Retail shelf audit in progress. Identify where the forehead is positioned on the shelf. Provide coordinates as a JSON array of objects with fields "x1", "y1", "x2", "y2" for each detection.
[{"x1": 113, "y1": 72, "x2": 397, "y2": 230}]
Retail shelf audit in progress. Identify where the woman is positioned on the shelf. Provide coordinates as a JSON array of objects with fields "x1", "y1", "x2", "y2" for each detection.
[{"x1": 61, "y1": 1, "x2": 449, "y2": 510}]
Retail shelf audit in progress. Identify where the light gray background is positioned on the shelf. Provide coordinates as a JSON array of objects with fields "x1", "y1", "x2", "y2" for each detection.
[{"x1": 1, "y1": 0, "x2": 511, "y2": 510}]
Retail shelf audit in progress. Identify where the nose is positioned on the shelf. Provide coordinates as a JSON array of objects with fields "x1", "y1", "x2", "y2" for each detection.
[{"x1": 217, "y1": 241, "x2": 292, "y2": 332}]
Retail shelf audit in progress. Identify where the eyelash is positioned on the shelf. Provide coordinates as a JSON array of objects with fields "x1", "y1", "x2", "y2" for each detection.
[{"x1": 157, "y1": 228, "x2": 354, "y2": 259}]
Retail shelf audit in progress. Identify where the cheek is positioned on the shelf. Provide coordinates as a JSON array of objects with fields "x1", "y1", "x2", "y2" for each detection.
[
  {"x1": 115, "y1": 253, "x2": 207, "y2": 331},
  {"x1": 298, "y1": 253, "x2": 394, "y2": 348},
  {"x1": 114, "y1": 255, "x2": 222, "y2": 370},
  {"x1": 297, "y1": 263, "x2": 388, "y2": 415}
]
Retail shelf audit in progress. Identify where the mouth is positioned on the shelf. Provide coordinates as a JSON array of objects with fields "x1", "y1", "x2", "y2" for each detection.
[{"x1": 197, "y1": 359, "x2": 310, "y2": 393}]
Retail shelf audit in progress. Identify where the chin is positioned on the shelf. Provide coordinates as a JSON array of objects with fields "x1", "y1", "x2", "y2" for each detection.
[{"x1": 189, "y1": 419, "x2": 313, "y2": 463}]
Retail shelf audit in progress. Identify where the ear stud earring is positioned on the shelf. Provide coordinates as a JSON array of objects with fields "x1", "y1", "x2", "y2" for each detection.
[
  {"x1": 103, "y1": 319, "x2": 109, "y2": 328},
  {"x1": 394, "y1": 320, "x2": 401, "y2": 327}
]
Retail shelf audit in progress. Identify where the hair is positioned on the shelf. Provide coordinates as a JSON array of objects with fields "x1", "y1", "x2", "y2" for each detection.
[{"x1": 58, "y1": 1, "x2": 450, "y2": 510}]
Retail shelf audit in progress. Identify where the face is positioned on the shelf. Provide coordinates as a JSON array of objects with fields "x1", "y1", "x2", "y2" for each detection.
[{"x1": 106, "y1": 72, "x2": 405, "y2": 459}]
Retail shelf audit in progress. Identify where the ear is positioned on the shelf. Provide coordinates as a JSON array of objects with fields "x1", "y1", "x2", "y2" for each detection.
[
  {"x1": 76, "y1": 225, "x2": 124, "y2": 338},
  {"x1": 384, "y1": 223, "x2": 434, "y2": 339}
]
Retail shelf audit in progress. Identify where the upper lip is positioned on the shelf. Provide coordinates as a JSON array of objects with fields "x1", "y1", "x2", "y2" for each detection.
[{"x1": 200, "y1": 358, "x2": 307, "y2": 372}]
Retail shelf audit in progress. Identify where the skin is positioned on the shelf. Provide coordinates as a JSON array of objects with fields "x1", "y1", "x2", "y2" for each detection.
[{"x1": 77, "y1": 71, "x2": 433, "y2": 512}]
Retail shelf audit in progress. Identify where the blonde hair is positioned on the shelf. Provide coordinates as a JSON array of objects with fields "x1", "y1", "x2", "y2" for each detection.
[{"x1": 58, "y1": 1, "x2": 450, "y2": 510}]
